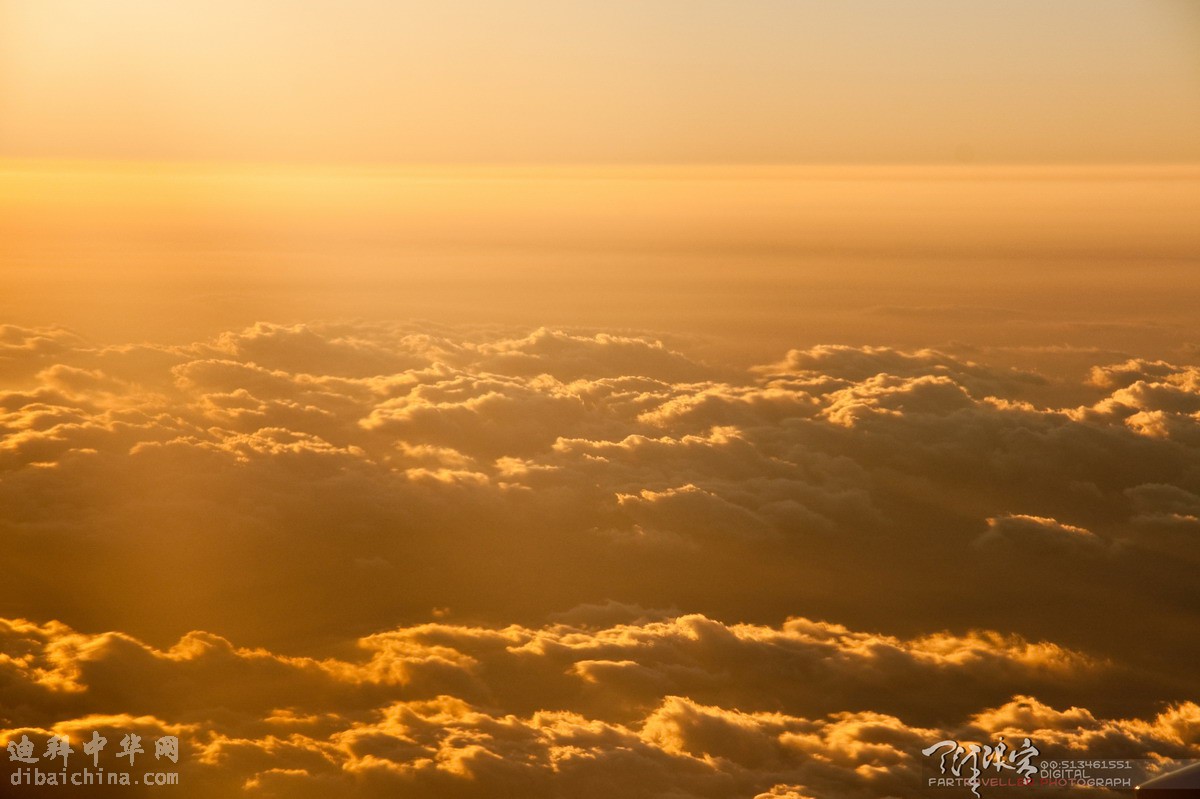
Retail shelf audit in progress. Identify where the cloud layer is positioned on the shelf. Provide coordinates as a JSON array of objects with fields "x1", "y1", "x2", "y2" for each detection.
[
  {"x1": 1, "y1": 321, "x2": 1198, "y2": 796},
  {"x1": 1, "y1": 614, "x2": 1196, "y2": 798}
]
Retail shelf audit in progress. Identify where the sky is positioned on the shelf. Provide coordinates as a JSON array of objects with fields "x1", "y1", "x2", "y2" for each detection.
[
  {"x1": 1, "y1": 3, "x2": 1199, "y2": 798},
  {"x1": 2, "y1": 0, "x2": 1200, "y2": 163}
]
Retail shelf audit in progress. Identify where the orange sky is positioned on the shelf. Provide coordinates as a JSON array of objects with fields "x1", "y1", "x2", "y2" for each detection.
[
  {"x1": 2, "y1": 161, "x2": 1198, "y2": 358},
  {"x1": 2, "y1": 0, "x2": 1199, "y2": 164}
]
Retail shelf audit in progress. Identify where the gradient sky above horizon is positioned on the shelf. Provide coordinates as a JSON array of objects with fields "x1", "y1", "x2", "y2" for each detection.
[
  {"x1": 2, "y1": 0, "x2": 1199, "y2": 354},
  {"x1": 2, "y1": 0, "x2": 1199, "y2": 164}
]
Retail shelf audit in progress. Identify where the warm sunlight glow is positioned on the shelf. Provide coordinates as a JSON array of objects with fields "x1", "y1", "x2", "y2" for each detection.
[{"x1": 1, "y1": 2, "x2": 1198, "y2": 797}]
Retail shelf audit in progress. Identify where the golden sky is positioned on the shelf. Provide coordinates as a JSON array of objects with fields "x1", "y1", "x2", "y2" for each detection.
[
  {"x1": 2, "y1": 0, "x2": 1199, "y2": 163},
  {"x1": 1, "y1": 3, "x2": 1199, "y2": 798}
]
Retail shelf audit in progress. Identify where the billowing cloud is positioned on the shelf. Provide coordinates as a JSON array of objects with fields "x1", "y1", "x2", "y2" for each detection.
[
  {"x1": 0, "y1": 615, "x2": 1196, "y2": 798},
  {"x1": 1, "y1": 321, "x2": 1198, "y2": 796},
  {"x1": 976, "y1": 514, "x2": 1109, "y2": 555}
]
